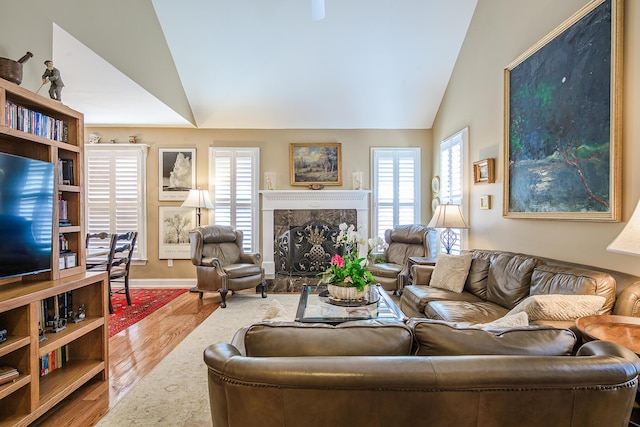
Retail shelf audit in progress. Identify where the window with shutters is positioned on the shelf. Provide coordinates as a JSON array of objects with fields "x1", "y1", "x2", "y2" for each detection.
[
  {"x1": 85, "y1": 145, "x2": 148, "y2": 260},
  {"x1": 371, "y1": 148, "x2": 421, "y2": 240},
  {"x1": 438, "y1": 127, "x2": 469, "y2": 255},
  {"x1": 208, "y1": 147, "x2": 259, "y2": 252}
]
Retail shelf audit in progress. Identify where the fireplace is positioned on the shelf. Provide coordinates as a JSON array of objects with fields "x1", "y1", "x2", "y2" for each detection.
[{"x1": 260, "y1": 190, "x2": 370, "y2": 290}]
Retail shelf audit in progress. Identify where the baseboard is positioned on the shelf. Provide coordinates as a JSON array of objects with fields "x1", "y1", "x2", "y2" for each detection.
[{"x1": 129, "y1": 278, "x2": 196, "y2": 288}]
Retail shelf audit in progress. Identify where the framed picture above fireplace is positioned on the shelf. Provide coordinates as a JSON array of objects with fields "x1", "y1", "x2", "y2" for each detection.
[{"x1": 290, "y1": 143, "x2": 342, "y2": 186}]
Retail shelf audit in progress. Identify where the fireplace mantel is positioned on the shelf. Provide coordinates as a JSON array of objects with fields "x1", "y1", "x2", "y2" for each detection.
[{"x1": 260, "y1": 190, "x2": 370, "y2": 278}]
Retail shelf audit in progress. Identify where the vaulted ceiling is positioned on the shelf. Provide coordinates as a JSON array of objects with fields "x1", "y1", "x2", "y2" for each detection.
[{"x1": 52, "y1": 0, "x2": 477, "y2": 129}]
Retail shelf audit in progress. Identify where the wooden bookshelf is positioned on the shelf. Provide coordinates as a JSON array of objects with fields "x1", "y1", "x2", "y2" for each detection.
[{"x1": 0, "y1": 77, "x2": 109, "y2": 426}]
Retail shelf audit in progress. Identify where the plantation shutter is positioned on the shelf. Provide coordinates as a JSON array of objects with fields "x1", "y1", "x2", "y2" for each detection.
[
  {"x1": 209, "y1": 147, "x2": 259, "y2": 252},
  {"x1": 371, "y1": 148, "x2": 421, "y2": 240},
  {"x1": 85, "y1": 145, "x2": 147, "y2": 260},
  {"x1": 439, "y1": 128, "x2": 468, "y2": 255}
]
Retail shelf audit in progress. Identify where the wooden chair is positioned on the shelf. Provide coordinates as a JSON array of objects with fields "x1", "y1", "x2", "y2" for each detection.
[
  {"x1": 88, "y1": 232, "x2": 138, "y2": 314},
  {"x1": 107, "y1": 232, "x2": 137, "y2": 314},
  {"x1": 85, "y1": 232, "x2": 111, "y2": 270}
]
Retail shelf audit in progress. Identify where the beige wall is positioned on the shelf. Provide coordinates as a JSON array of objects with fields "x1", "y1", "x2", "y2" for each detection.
[
  {"x1": 84, "y1": 128, "x2": 431, "y2": 279},
  {"x1": 432, "y1": 0, "x2": 640, "y2": 276}
]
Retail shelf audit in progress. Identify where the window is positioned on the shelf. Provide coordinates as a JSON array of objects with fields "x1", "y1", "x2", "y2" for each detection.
[
  {"x1": 84, "y1": 145, "x2": 148, "y2": 260},
  {"x1": 371, "y1": 148, "x2": 421, "y2": 240},
  {"x1": 208, "y1": 147, "x2": 259, "y2": 252},
  {"x1": 438, "y1": 127, "x2": 469, "y2": 254}
]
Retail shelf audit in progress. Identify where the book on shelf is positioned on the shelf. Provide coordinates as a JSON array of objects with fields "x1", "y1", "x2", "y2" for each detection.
[
  {"x1": 0, "y1": 366, "x2": 19, "y2": 385},
  {"x1": 57, "y1": 158, "x2": 74, "y2": 185},
  {"x1": 39, "y1": 346, "x2": 68, "y2": 377},
  {"x1": 4, "y1": 99, "x2": 69, "y2": 142}
]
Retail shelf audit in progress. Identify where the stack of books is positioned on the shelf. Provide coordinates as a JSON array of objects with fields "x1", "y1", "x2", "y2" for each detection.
[{"x1": 0, "y1": 366, "x2": 19, "y2": 386}]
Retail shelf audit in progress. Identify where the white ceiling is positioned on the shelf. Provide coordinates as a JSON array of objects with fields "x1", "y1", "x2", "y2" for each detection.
[{"x1": 54, "y1": 0, "x2": 477, "y2": 129}]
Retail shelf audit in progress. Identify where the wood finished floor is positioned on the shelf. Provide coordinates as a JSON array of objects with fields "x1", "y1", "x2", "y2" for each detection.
[{"x1": 32, "y1": 291, "x2": 221, "y2": 427}]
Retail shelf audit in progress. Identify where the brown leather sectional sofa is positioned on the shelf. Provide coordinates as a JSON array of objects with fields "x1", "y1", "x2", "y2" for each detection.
[
  {"x1": 401, "y1": 249, "x2": 640, "y2": 331},
  {"x1": 204, "y1": 320, "x2": 640, "y2": 427}
]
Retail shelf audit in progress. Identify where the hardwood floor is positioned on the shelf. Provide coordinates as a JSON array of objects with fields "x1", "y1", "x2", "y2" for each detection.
[{"x1": 32, "y1": 291, "x2": 220, "y2": 427}]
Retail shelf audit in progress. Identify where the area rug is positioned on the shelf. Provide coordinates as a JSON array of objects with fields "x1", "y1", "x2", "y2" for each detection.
[
  {"x1": 109, "y1": 288, "x2": 189, "y2": 338},
  {"x1": 97, "y1": 294, "x2": 299, "y2": 426}
]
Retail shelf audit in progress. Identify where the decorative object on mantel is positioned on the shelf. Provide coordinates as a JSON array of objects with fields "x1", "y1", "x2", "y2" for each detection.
[
  {"x1": 88, "y1": 133, "x2": 101, "y2": 144},
  {"x1": 428, "y1": 203, "x2": 469, "y2": 254},
  {"x1": 352, "y1": 172, "x2": 363, "y2": 190},
  {"x1": 309, "y1": 183, "x2": 324, "y2": 190},
  {"x1": 110, "y1": 139, "x2": 117, "y2": 144},
  {"x1": 319, "y1": 223, "x2": 375, "y2": 303},
  {"x1": 473, "y1": 158, "x2": 495, "y2": 184},
  {"x1": 0, "y1": 51, "x2": 32, "y2": 85},
  {"x1": 290, "y1": 142, "x2": 342, "y2": 186},
  {"x1": 264, "y1": 172, "x2": 276, "y2": 190},
  {"x1": 129, "y1": 135, "x2": 137, "y2": 144}
]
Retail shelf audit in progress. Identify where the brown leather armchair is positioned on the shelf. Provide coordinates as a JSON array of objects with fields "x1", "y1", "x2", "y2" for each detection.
[
  {"x1": 367, "y1": 224, "x2": 432, "y2": 294},
  {"x1": 190, "y1": 225, "x2": 266, "y2": 308}
]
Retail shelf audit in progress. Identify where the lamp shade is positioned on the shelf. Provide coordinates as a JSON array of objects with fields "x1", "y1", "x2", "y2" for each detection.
[
  {"x1": 607, "y1": 199, "x2": 640, "y2": 256},
  {"x1": 181, "y1": 189, "x2": 214, "y2": 209},
  {"x1": 427, "y1": 203, "x2": 469, "y2": 229}
]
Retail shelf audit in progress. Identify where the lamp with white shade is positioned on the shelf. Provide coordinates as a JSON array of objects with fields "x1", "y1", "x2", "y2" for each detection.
[
  {"x1": 181, "y1": 189, "x2": 214, "y2": 227},
  {"x1": 427, "y1": 203, "x2": 469, "y2": 254},
  {"x1": 607, "y1": 199, "x2": 640, "y2": 256}
]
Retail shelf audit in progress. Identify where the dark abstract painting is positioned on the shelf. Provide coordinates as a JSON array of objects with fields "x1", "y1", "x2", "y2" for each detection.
[{"x1": 504, "y1": 0, "x2": 622, "y2": 221}]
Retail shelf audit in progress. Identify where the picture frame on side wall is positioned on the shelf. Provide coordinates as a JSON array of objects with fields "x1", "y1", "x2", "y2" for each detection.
[
  {"x1": 473, "y1": 159, "x2": 495, "y2": 184},
  {"x1": 158, "y1": 206, "x2": 195, "y2": 259},
  {"x1": 159, "y1": 148, "x2": 196, "y2": 201},
  {"x1": 290, "y1": 143, "x2": 342, "y2": 186},
  {"x1": 503, "y1": 0, "x2": 622, "y2": 221}
]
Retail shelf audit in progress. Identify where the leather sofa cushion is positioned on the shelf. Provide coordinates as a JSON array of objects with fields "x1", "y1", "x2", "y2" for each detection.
[
  {"x1": 424, "y1": 300, "x2": 509, "y2": 323},
  {"x1": 238, "y1": 320, "x2": 413, "y2": 357},
  {"x1": 530, "y1": 264, "x2": 616, "y2": 314},
  {"x1": 202, "y1": 241, "x2": 241, "y2": 266},
  {"x1": 367, "y1": 262, "x2": 402, "y2": 278},
  {"x1": 486, "y1": 253, "x2": 539, "y2": 309},
  {"x1": 464, "y1": 257, "x2": 490, "y2": 299},
  {"x1": 223, "y1": 263, "x2": 262, "y2": 278},
  {"x1": 408, "y1": 318, "x2": 577, "y2": 356},
  {"x1": 401, "y1": 285, "x2": 483, "y2": 315}
]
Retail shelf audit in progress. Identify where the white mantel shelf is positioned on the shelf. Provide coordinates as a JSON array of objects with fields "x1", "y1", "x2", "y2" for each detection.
[{"x1": 260, "y1": 190, "x2": 370, "y2": 278}]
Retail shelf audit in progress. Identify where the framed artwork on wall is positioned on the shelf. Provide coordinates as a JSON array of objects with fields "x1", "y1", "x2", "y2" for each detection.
[
  {"x1": 159, "y1": 148, "x2": 196, "y2": 201},
  {"x1": 158, "y1": 206, "x2": 195, "y2": 259},
  {"x1": 290, "y1": 142, "x2": 342, "y2": 186},
  {"x1": 503, "y1": 0, "x2": 622, "y2": 221},
  {"x1": 473, "y1": 158, "x2": 495, "y2": 184}
]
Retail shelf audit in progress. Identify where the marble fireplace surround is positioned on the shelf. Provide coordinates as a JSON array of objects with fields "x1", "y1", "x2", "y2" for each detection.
[{"x1": 260, "y1": 190, "x2": 370, "y2": 279}]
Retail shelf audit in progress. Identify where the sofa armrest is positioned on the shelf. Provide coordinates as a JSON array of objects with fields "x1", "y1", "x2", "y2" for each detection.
[
  {"x1": 577, "y1": 340, "x2": 640, "y2": 374},
  {"x1": 239, "y1": 253, "x2": 261, "y2": 264},
  {"x1": 200, "y1": 257, "x2": 223, "y2": 269},
  {"x1": 411, "y1": 264, "x2": 435, "y2": 285},
  {"x1": 613, "y1": 282, "x2": 640, "y2": 317}
]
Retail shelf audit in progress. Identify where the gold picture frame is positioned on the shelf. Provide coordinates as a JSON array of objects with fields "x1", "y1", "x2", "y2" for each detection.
[
  {"x1": 290, "y1": 143, "x2": 342, "y2": 186},
  {"x1": 503, "y1": 0, "x2": 622, "y2": 221},
  {"x1": 473, "y1": 158, "x2": 495, "y2": 184}
]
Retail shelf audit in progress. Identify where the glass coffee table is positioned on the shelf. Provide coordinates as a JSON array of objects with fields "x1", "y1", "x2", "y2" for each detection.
[{"x1": 295, "y1": 284, "x2": 406, "y2": 324}]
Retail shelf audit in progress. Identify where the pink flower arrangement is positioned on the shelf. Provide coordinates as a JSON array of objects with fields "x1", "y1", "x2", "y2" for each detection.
[{"x1": 319, "y1": 224, "x2": 375, "y2": 292}]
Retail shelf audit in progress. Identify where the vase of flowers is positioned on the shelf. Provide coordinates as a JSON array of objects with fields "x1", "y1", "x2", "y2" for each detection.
[{"x1": 319, "y1": 223, "x2": 375, "y2": 301}]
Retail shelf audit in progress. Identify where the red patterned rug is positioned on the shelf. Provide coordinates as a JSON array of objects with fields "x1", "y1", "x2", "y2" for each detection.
[{"x1": 109, "y1": 288, "x2": 189, "y2": 338}]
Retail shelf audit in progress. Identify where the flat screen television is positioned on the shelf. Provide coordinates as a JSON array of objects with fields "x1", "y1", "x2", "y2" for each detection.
[{"x1": 0, "y1": 152, "x2": 54, "y2": 280}]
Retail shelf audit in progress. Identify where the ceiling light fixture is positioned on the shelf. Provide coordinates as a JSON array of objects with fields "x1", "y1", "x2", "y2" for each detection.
[{"x1": 311, "y1": 0, "x2": 325, "y2": 21}]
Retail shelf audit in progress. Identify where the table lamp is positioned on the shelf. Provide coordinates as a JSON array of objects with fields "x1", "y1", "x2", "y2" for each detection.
[
  {"x1": 607, "y1": 199, "x2": 640, "y2": 256},
  {"x1": 427, "y1": 203, "x2": 469, "y2": 254},
  {"x1": 181, "y1": 189, "x2": 214, "y2": 227}
]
